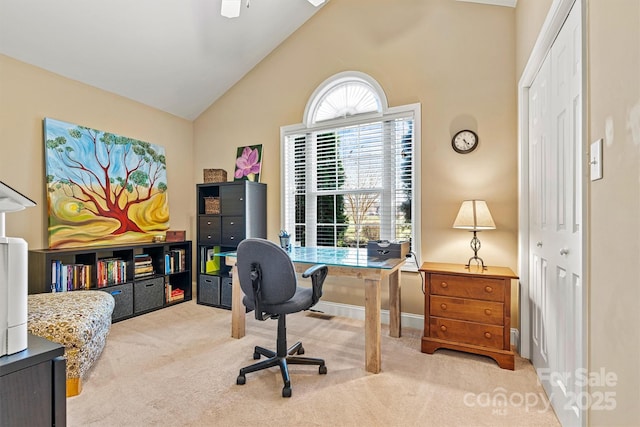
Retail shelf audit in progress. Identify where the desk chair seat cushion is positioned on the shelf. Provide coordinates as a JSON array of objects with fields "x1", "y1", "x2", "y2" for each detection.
[{"x1": 242, "y1": 286, "x2": 313, "y2": 315}]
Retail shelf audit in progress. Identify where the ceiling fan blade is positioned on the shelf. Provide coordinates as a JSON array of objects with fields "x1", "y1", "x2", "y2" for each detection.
[
  {"x1": 307, "y1": 0, "x2": 326, "y2": 6},
  {"x1": 221, "y1": 0, "x2": 241, "y2": 18}
]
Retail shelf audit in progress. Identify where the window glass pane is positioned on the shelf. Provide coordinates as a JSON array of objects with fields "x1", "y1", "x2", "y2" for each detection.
[
  {"x1": 295, "y1": 225, "x2": 306, "y2": 247},
  {"x1": 343, "y1": 192, "x2": 380, "y2": 248},
  {"x1": 314, "y1": 81, "x2": 380, "y2": 123}
]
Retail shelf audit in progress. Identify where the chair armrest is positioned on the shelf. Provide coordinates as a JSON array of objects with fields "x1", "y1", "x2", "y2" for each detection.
[{"x1": 302, "y1": 264, "x2": 328, "y2": 306}]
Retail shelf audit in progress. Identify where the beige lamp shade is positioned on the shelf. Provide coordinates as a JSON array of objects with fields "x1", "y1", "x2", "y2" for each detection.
[{"x1": 452, "y1": 200, "x2": 496, "y2": 230}]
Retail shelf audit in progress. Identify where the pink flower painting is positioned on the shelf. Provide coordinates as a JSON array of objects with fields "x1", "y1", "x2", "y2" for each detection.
[{"x1": 234, "y1": 145, "x2": 262, "y2": 182}]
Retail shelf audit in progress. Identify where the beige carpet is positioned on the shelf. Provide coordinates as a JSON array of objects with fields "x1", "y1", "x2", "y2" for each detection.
[{"x1": 67, "y1": 300, "x2": 560, "y2": 426}]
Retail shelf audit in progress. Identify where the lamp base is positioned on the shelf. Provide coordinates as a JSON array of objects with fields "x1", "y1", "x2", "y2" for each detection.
[
  {"x1": 465, "y1": 255, "x2": 487, "y2": 270},
  {"x1": 465, "y1": 231, "x2": 487, "y2": 270}
]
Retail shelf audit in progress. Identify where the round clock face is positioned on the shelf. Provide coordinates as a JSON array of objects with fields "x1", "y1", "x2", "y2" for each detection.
[{"x1": 452, "y1": 130, "x2": 478, "y2": 154}]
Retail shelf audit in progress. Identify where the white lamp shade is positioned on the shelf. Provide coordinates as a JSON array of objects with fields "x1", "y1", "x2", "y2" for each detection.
[
  {"x1": 452, "y1": 200, "x2": 496, "y2": 230},
  {"x1": 221, "y1": 0, "x2": 241, "y2": 18}
]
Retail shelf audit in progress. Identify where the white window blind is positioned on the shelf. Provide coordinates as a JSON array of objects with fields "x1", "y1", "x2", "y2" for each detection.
[{"x1": 283, "y1": 112, "x2": 416, "y2": 251}]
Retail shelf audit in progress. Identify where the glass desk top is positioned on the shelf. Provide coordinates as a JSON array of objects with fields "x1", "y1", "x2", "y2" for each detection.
[{"x1": 220, "y1": 246, "x2": 404, "y2": 270}]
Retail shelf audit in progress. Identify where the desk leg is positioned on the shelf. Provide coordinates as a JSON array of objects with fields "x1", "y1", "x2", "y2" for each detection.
[
  {"x1": 231, "y1": 263, "x2": 245, "y2": 339},
  {"x1": 388, "y1": 269, "x2": 401, "y2": 338},
  {"x1": 364, "y1": 278, "x2": 381, "y2": 374}
]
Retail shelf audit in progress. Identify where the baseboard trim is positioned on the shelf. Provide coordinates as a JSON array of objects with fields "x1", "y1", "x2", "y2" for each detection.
[
  {"x1": 312, "y1": 301, "x2": 521, "y2": 351},
  {"x1": 511, "y1": 327, "x2": 520, "y2": 354},
  {"x1": 312, "y1": 301, "x2": 424, "y2": 330}
]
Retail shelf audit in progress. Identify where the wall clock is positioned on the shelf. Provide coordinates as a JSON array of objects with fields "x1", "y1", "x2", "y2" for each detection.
[{"x1": 451, "y1": 130, "x2": 478, "y2": 154}]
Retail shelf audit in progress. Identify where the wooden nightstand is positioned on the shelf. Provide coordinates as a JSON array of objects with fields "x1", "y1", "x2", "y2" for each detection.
[{"x1": 419, "y1": 262, "x2": 517, "y2": 370}]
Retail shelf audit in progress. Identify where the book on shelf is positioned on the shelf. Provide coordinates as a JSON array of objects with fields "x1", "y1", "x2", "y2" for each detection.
[
  {"x1": 164, "y1": 248, "x2": 186, "y2": 274},
  {"x1": 51, "y1": 260, "x2": 92, "y2": 292},
  {"x1": 165, "y1": 281, "x2": 185, "y2": 303},
  {"x1": 134, "y1": 254, "x2": 155, "y2": 278},
  {"x1": 97, "y1": 257, "x2": 127, "y2": 287}
]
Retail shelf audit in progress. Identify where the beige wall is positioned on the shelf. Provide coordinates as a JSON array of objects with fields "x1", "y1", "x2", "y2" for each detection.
[
  {"x1": 0, "y1": 54, "x2": 195, "y2": 250},
  {"x1": 587, "y1": 0, "x2": 640, "y2": 424},
  {"x1": 515, "y1": 0, "x2": 554, "y2": 78},
  {"x1": 194, "y1": 0, "x2": 518, "y2": 317},
  {"x1": 516, "y1": 0, "x2": 640, "y2": 424}
]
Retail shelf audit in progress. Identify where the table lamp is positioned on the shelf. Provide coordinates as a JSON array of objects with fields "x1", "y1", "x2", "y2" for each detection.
[{"x1": 453, "y1": 200, "x2": 495, "y2": 270}]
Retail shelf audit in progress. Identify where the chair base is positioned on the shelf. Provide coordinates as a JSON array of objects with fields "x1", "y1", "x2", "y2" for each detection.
[{"x1": 236, "y1": 316, "x2": 327, "y2": 397}]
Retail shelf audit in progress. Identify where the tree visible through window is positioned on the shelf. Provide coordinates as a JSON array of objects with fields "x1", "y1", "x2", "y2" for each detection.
[{"x1": 282, "y1": 72, "x2": 420, "y2": 264}]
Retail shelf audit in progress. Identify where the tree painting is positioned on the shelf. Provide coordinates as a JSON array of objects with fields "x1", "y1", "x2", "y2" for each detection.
[{"x1": 44, "y1": 118, "x2": 169, "y2": 248}]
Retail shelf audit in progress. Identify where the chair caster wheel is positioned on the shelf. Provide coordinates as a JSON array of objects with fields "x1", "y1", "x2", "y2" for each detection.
[
  {"x1": 319, "y1": 365, "x2": 327, "y2": 375},
  {"x1": 237, "y1": 375, "x2": 246, "y2": 385},
  {"x1": 253, "y1": 351, "x2": 261, "y2": 360},
  {"x1": 297, "y1": 346, "x2": 305, "y2": 355},
  {"x1": 282, "y1": 386, "x2": 292, "y2": 398}
]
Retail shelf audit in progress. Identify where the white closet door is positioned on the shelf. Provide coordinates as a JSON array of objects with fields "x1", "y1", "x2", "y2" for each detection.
[{"x1": 528, "y1": 2, "x2": 584, "y2": 425}]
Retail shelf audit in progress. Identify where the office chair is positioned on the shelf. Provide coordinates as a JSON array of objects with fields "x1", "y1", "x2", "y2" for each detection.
[{"x1": 235, "y1": 238, "x2": 328, "y2": 397}]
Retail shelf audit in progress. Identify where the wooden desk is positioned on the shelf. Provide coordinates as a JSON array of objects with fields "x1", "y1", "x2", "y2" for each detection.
[
  {"x1": 419, "y1": 262, "x2": 517, "y2": 370},
  {"x1": 229, "y1": 246, "x2": 405, "y2": 374}
]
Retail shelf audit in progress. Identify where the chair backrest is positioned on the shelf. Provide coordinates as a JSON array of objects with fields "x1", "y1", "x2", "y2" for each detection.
[{"x1": 236, "y1": 238, "x2": 298, "y2": 306}]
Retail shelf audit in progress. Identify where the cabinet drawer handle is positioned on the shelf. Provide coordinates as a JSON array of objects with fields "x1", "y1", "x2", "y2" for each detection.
[
  {"x1": 484, "y1": 309, "x2": 492, "y2": 316},
  {"x1": 207, "y1": 221, "x2": 212, "y2": 225},
  {"x1": 229, "y1": 236, "x2": 235, "y2": 240},
  {"x1": 484, "y1": 332, "x2": 492, "y2": 339},
  {"x1": 239, "y1": 197, "x2": 244, "y2": 201},
  {"x1": 485, "y1": 286, "x2": 493, "y2": 293},
  {"x1": 440, "y1": 282, "x2": 448, "y2": 289},
  {"x1": 207, "y1": 235, "x2": 212, "y2": 239},
  {"x1": 440, "y1": 303, "x2": 447, "y2": 310},
  {"x1": 440, "y1": 325, "x2": 447, "y2": 332},
  {"x1": 230, "y1": 221, "x2": 235, "y2": 225}
]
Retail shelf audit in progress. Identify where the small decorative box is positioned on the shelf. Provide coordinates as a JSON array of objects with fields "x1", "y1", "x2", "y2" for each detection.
[
  {"x1": 166, "y1": 230, "x2": 186, "y2": 242},
  {"x1": 203, "y1": 169, "x2": 227, "y2": 183}
]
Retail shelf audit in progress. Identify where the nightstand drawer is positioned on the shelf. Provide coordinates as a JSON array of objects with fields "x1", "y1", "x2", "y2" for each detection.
[
  {"x1": 430, "y1": 274, "x2": 504, "y2": 302},
  {"x1": 430, "y1": 295, "x2": 503, "y2": 325},
  {"x1": 430, "y1": 317, "x2": 504, "y2": 349}
]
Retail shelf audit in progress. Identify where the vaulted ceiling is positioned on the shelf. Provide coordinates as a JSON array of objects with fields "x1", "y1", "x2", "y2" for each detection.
[{"x1": 0, "y1": 0, "x2": 515, "y2": 121}]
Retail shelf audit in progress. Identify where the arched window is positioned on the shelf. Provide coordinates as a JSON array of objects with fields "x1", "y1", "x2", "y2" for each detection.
[
  {"x1": 281, "y1": 72, "x2": 421, "y2": 268},
  {"x1": 304, "y1": 72, "x2": 386, "y2": 124}
]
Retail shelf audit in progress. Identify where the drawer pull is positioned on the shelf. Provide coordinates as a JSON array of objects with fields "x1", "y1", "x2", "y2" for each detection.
[
  {"x1": 440, "y1": 325, "x2": 447, "y2": 332},
  {"x1": 229, "y1": 236, "x2": 235, "y2": 240},
  {"x1": 484, "y1": 332, "x2": 492, "y2": 339},
  {"x1": 440, "y1": 282, "x2": 448, "y2": 289},
  {"x1": 230, "y1": 221, "x2": 235, "y2": 225},
  {"x1": 207, "y1": 221, "x2": 212, "y2": 225},
  {"x1": 484, "y1": 309, "x2": 492, "y2": 316},
  {"x1": 485, "y1": 286, "x2": 493, "y2": 293},
  {"x1": 440, "y1": 303, "x2": 447, "y2": 310},
  {"x1": 207, "y1": 235, "x2": 212, "y2": 239}
]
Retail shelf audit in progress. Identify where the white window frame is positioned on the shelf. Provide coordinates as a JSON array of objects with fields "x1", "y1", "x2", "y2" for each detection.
[{"x1": 281, "y1": 72, "x2": 421, "y2": 270}]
